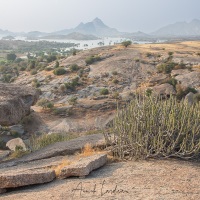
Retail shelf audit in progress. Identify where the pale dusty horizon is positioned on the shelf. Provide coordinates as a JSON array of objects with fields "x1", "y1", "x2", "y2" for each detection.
[{"x1": 0, "y1": 0, "x2": 200, "y2": 33}]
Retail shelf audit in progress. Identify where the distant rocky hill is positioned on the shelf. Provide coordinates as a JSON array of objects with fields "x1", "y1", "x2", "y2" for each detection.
[
  {"x1": 41, "y1": 32, "x2": 99, "y2": 40},
  {"x1": 152, "y1": 19, "x2": 200, "y2": 37},
  {"x1": 54, "y1": 17, "x2": 121, "y2": 37},
  {"x1": 1, "y1": 18, "x2": 200, "y2": 40},
  {"x1": 0, "y1": 29, "x2": 13, "y2": 36}
]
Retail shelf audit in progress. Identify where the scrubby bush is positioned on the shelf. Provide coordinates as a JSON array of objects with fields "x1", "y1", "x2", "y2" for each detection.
[
  {"x1": 146, "y1": 52, "x2": 153, "y2": 57},
  {"x1": 157, "y1": 62, "x2": 176, "y2": 74},
  {"x1": 176, "y1": 84, "x2": 197, "y2": 100},
  {"x1": 168, "y1": 52, "x2": 174, "y2": 56},
  {"x1": 68, "y1": 96, "x2": 78, "y2": 105},
  {"x1": 85, "y1": 55, "x2": 101, "y2": 65},
  {"x1": 64, "y1": 77, "x2": 80, "y2": 91},
  {"x1": 53, "y1": 67, "x2": 66, "y2": 75},
  {"x1": 105, "y1": 95, "x2": 200, "y2": 160},
  {"x1": 145, "y1": 88, "x2": 152, "y2": 97},
  {"x1": 100, "y1": 88, "x2": 109, "y2": 95},
  {"x1": 112, "y1": 79, "x2": 119, "y2": 84},
  {"x1": 59, "y1": 84, "x2": 66, "y2": 93},
  {"x1": 54, "y1": 61, "x2": 59, "y2": 68},
  {"x1": 167, "y1": 78, "x2": 177, "y2": 87},
  {"x1": 30, "y1": 69, "x2": 37, "y2": 75},
  {"x1": 37, "y1": 98, "x2": 54, "y2": 110},
  {"x1": 45, "y1": 66, "x2": 53, "y2": 71},
  {"x1": 32, "y1": 79, "x2": 41, "y2": 88},
  {"x1": 70, "y1": 64, "x2": 79, "y2": 72},
  {"x1": 112, "y1": 71, "x2": 118, "y2": 75}
]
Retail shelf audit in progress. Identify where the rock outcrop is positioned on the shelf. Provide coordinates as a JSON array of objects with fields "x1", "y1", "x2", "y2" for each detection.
[
  {"x1": 0, "y1": 83, "x2": 39, "y2": 126},
  {"x1": 152, "y1": 83, "x2": 176, "y2": 96}
]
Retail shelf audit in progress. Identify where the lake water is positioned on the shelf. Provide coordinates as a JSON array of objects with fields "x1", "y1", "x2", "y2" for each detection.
[{"x1": 0, "y1": 36, "x2": 156, "y2": 51}]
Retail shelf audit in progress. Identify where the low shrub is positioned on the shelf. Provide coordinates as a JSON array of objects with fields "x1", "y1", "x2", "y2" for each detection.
[
  {"x1": 100, "y1": 88, "x2": 109, "y2": 95},
  {"x1": 53, "y1": 67, "x2": 66, "y2": 75},
  {"x1": 30, "y1": 69, "x2": 37, "y2": 75},
  {"x1": 85, "y1": 55, "x2": 101, "y2": 65},
  {"x1": 157, "y1": 62, "x2": 176, "y2": 74},
  {"x1": 167, "y1": 78, "x2": 177, "y2": 87},
  {"x1": 112, "y1": 79, "x2": 119, "y2": 84},
  {"x1": 112, "y1": 71, "x2": 118, "y2": 75},
  {"x1": 64, "y1": 77, "x2": 80, "y2": 91},
  {"x1": 37, "y1": 98, "x2": 54, "y2": 110},
  {"x1": 176, "y1": 84, "x2": 197, "y2": 100},
  {"x1": 70, "y1": 64, "x2": 79, "y2": 72},
  {"x1": 68, "y1": 96, "x2": 78, "y2": 105}
]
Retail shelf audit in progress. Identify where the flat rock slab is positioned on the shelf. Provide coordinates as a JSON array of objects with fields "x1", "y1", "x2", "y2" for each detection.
[
  {"x1": 0, "y1": 169, "x2": 56, "y2": 189},
  {"x1": 1, "y1": 160, "x2": 200, "y2": 200},
  {"x1": 60, "y1": 154, "x2": 107, "y2": 178},
  {"x1": 0, "y1": 134, "x2": 105, "y2": 168}
]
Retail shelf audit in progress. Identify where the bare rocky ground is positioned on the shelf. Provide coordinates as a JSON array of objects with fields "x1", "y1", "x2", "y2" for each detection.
[
  {"x1": 1, "y1": 159, "x2": 200, "y2": 200},
  {"x1": 12, "y1": 41, "x2": 200, "y2": 134},
  {"x1": 0, "y1": 41, "x2": 200, "y2": 199}
]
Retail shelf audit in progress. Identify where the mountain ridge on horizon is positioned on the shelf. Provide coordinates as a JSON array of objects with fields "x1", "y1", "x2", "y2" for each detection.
[{"x1": 1, "y1": 18, "x2": 200, "y2": 39}]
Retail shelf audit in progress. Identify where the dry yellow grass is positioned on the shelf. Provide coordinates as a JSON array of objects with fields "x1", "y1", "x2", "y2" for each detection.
[{"x1": 52, "y1": 159, "x2": 72, "y2": 177}]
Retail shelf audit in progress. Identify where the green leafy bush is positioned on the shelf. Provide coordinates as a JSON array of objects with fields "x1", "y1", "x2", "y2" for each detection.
[
  {"x1": 53, "y1": 67, "x2": 66, "y2": 75},
  {"x1": 100, "y1": 88, "x2": 109, "y2": 95},
  {"x1": 70, "y1": 64, "x2": 79, "y2": 72},
  {"x1": 105, "y1": 95, "x2": 200, "y2": 160}
]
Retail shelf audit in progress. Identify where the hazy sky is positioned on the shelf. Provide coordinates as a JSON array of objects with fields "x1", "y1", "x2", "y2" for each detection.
[{"x1": 0, "y1": 0, "x2": 200, "y2": 33}]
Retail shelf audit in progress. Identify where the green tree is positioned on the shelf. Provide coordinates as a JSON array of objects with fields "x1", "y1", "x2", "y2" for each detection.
[
  {"x1": 6, "y1": 53, "x2": 17, "y2": 61},
  {"x1": 121, "y1": 41, "x2": 132, "y2": 48}
]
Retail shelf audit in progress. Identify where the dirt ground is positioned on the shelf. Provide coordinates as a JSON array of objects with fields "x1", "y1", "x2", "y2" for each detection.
[{"x1": 1, "y1": 159, "x2": 200, "y2": 200}]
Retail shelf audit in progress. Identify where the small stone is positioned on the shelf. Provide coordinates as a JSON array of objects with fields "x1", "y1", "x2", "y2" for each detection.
[{"x1": 6, "y1": 138, "x2": 27, "y2": 151}]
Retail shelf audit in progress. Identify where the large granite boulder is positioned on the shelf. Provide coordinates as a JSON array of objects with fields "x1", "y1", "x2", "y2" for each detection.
[
  {"x1": 0, "y1": 83, "x2": 39, "y2": 126},
  {"x1": 175, "y1": 71, "x2": 200, "y2": 89},
  {"x1": 152, "y1": 83, "x2": 176, "y2": 96}
]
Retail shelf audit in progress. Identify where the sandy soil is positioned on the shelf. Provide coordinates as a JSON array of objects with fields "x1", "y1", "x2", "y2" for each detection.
[{"x1": 1, "y1": 159, "x2": 200, "y2": 200}]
